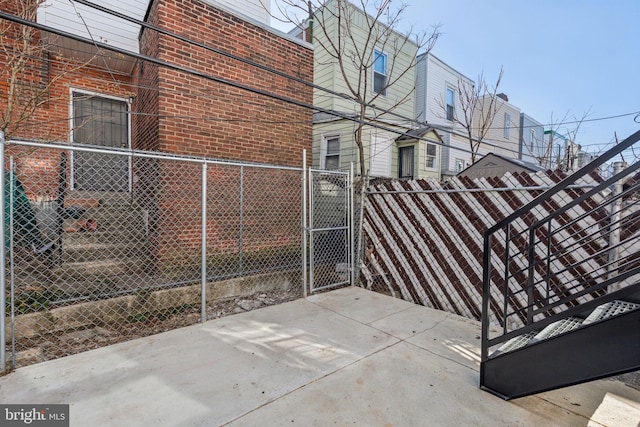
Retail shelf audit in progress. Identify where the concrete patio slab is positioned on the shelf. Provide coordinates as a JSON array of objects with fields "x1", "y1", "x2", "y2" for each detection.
[{"x1": 0, "y1": 286, "x2": 638, "y2": 426}]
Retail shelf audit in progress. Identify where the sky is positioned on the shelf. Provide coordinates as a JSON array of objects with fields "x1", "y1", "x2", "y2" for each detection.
[{"x1": 272, "y1": 0, "x2": 640, "y2": 157}]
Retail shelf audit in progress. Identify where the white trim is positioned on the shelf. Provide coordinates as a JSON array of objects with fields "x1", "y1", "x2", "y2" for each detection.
[
  {"x1": 372, "y1": 48, "x2": 388, "y2": 96},
  {"x1": 425, "y1": 142, "x2": 438, "y2": 170},
  {"x1": 504, "y1": 112, "x2": 511, "y2": 139},
  {"x1": 320, "y1": 133, "x2": 341, "y2": 170}
]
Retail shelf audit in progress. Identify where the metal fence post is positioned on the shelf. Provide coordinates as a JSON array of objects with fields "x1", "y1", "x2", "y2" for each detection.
[
  {"x1": 238, "y1": 165, "x2": 244, "y2": 274},
  {"x1": 607, "y1": 161, "x2": 626, "y2": 287},
  {"x1": 0, "y1": 131, "x2": 5, "y2": 371},
  {"x1": 302, "y1": 150, "x2": 307, "y2": 298},
  {"x1": 349, "y1": 162, "x2": 355, "y2": 286},
  {"x1": 9, "y1": 158, "x2": 15, "y2": 369},
  {"x1": 201, "y1": 161, "x2": 208, "y2": 323}
]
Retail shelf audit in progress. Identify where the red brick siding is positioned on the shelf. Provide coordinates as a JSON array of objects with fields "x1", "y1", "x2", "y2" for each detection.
[
  {"x1": 138, "y1": 0, "x2": 313, "y2": 165},
  {"x1": 135, "y1": 0, "x2": 313, "y2": 267},
  {"x1": 0, "y1": 0, "x2": 134, "y2": 198}
]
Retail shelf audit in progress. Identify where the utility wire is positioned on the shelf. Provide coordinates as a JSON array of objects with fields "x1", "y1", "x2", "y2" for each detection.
[
  {"x1": 70, "y1": 0, "x2": 419, "y2": 126},
  {"x1": 0, "y1": 9, "x2": 451, "y2": 147},
  {"x1": 2, "y1": 9, "x2": 637, "y2": 167}
]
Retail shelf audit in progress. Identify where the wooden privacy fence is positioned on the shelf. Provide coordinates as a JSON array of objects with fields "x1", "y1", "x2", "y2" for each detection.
[{"x1": 360, "y1": 170, "x2": 615, "y2": 324}]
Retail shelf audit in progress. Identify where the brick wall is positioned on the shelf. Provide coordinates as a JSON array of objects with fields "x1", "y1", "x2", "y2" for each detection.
[
  {"x1": 135, "y1": 0, "x2": 313, "y2": 269},
  {"x1": 139, "y1": 0, "x2": 313, "y2": 165},
  {"x1": 0, "y1": 0, "x2": 134, "y2": 199}
]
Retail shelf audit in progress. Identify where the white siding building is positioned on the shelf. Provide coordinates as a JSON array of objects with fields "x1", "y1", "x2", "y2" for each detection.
[
  {"x1": 475, "y1": 93, "x2": 521, "y2": 161},
  {"x1": 415, "y1": 53, "x2": 476, "y2": 178},
  {"x1": 309, "y1": 0, "x2": 418, "y2": 178}
]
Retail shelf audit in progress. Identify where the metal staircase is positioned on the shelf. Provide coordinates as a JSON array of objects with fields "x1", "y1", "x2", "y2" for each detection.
[{"x1": 480, "y1": 129, "x2": 640, "y2": 400}]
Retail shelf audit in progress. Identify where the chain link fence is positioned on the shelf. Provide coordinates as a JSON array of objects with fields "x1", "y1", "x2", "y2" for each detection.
[{"x1": 2, "y1": 141, "x2": 313, "y2": 369}]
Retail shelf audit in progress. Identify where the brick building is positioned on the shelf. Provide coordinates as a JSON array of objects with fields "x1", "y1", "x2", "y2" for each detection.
[{"x1": 1, "y1": 0, "x2": 314, "y2": 274}]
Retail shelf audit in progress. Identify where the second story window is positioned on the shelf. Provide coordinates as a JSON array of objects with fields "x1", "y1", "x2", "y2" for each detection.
[
  {"x1": 504, "y1": 113, "x2": 511, "y2": 139},
  {"x1": 322, "y1": 135, "x2": 340, "y2": 170},
  {"x1": 445, "y1": 86, "x2": 455, "y2": 121},
  {"x1": 529, "y1": 129, "x2": 535, "y2": 152},
  {"x1": 373, "y1": 49, "x2": 387, "y2": 95}
]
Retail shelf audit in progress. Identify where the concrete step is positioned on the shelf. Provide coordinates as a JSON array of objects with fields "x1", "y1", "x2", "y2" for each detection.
[
  {"x1": 53, "y1": 257, "x2": 150, "y2": 281},
  {"x1": 61, "y1": 241, "x2": 147, "y2": 263}
]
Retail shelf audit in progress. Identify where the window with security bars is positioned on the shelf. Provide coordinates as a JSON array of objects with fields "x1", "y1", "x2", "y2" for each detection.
[
  {"x1": 399, "y1": 146, "x2": 414, "y2": 179},
  {"x1": 72, "y1": 92, "x2": 130, "y2": 191},
  {"x1": 73, "y1": 92, "x2": 128, "y2": 148}
]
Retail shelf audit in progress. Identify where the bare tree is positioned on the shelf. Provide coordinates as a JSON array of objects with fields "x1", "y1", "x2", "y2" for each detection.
[
  {"x1": 437, "y1": 67, "x2": 504, "y2": 164},
  {"x1": 0, "y1": 0, "x2": 96, "y2": 141},
  {"x1": 526, "y1": 109, "x2": 591, "y2": 171},
  {"x1": 267, "y1": 0, "x2": 439, "y2": 176}
]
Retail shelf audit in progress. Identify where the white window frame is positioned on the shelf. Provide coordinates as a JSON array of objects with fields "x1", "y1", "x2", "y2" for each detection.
[
  {"x1": 320, "y1": 134, "x2": 340, "y2": 170},
  {"x1": 70, "y1": 88, "x2": 132, "y2": 146},
  {"x1": 529, "y1": 128, "x2": 536, "y2": 152},
  {"x1": 373, "y1": 49, "x2": 387, "y2": 96},
  {"x1": 425, "y1": 142, "x2": 437, "y2": 170},
  {"x1": 445, "y1": 85, "x2": 455, "y2": 121},
  {"x1": 504, "y1": 112, "x2": 511, "y2": 139},
  {"x1": 454, "y1": 158, "x2": 466, "y2": 173}
]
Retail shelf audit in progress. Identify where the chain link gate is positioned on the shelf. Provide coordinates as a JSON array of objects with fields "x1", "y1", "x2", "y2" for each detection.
[{"x1": 305, "y1": 165, "x2": 354, "y2": 294}]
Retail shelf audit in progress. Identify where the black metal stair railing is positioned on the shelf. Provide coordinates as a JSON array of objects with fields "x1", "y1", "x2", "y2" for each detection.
[{"x1": 480, "y1": 129, "x2": 640, "y2": 400}]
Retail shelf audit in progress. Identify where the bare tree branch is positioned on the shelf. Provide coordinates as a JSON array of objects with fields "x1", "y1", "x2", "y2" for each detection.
[
  {"x1": 435, "y1": 66, "x2": 503, "y2": 164},
  {"x1": 266, "y1": 0, "x2": 440, "y2": 176},
  {"x1": 0, "y1": 0, "x2": 102, "y2": 142}
]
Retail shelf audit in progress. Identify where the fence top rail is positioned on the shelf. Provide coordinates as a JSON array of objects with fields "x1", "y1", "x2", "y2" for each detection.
[
  {"x1": 365, "y1": 184, "x2": 598, "y2": 195},
  {"x1": 308, "y1": 168, "x2": 350, "y2": 176},
  {"x1": 4, "y1": 139, "x2": 304, "y2": 172}
]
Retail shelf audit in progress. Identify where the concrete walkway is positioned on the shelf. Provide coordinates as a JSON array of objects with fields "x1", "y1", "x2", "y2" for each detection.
[{"x1": 1, "y1": 286, "x2": 639, "y2": 426}]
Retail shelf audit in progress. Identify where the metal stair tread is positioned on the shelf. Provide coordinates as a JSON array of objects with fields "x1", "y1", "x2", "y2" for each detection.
[
  {"x1": 532, "y1": 317, "x2": 583, "y2": 341},
  {"x1": 493, "y1": 331, "x2": 538, "y2": 356},
  {"x1": 582, "y1": 300, "x2": 640, "y2": 325}
]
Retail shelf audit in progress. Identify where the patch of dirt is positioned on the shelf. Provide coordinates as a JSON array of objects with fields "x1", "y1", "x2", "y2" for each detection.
[{"x1": 8, "y1": 289, "x2": 301, "y2": 370}]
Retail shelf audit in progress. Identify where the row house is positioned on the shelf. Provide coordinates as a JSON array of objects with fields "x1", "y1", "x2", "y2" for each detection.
[
  {"x1": 543, "y1": 130, "x2": 593, "y2": 172},
  {"x1": 306, "y1": 6, "x2": 548, "y2": 181},
  {"x1": 475, "y1": 93, "x2": 522, "y2": 162},
  {"x1": 415, "y1": 55, "x2": 547, "y2": 178},
  {"x1": 415, "y1": 52, "x2": 474, "y2": 179},
  {"x1": 519, "y1": 113, "x2": 545, "y2": 165},
  {"x1": 300, "y1": 0, "x2": 419, "y2": 178}
]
